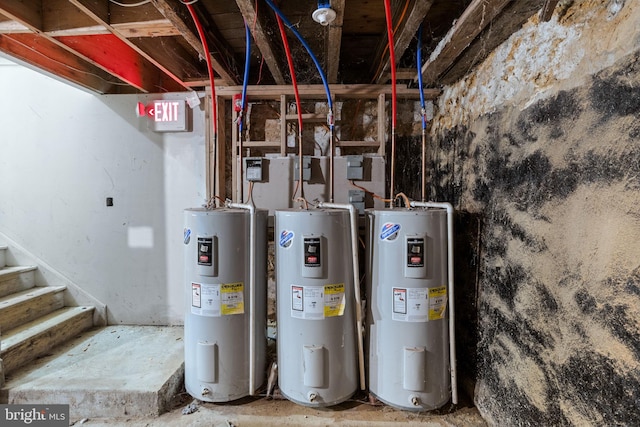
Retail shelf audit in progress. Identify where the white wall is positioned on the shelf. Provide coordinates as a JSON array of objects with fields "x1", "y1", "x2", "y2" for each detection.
[{"x1": 0, "y1": 57, "x2": 206, "y2": 325}]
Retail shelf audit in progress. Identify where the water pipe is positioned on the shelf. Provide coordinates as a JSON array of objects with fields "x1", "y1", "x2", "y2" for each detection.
[
  {"x1": 384, "y1": 0, "x2": 397, "y2": 208},
  {"x1": 417, "y1": 24, "x2": 427, "y2": 202},
  {"x1": 226, "y1": 201, "x2": 257, "y2": 395},
  {"x1": 241, "y1": 20, "x2": 251, "y2": 133},
  {"x1": 409, "y1": 201, "x2": 458, "y2": 405},
  {"x1": 186, "y1": 3, "x2": 219, "y2": 206},
  {"x1": 318, "y1": 202, "x2": 366, "y2": 391},
  {"x1": 275, "y1": 14, "x2": 305, "y2": 200},
  {"x1": 264, "y1": 0, "x2": 336, "y2": 202},
  {"x1": 236, "y1": 21, "x2": 252, "y2": 203}
]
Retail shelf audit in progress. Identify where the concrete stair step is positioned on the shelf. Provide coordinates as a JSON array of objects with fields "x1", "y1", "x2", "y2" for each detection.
[
  {"x1": 1, "y1": 326, "x2": 185, "y2": 420},
  {"x1": 0, "y1": 285, "x2": 66, "y2": 332},
  {"x1": 0, "y1": 245, "x2": 6, "y2": 268},
  {"x1": 1, "y1": 306, "x2": 95, "y2": 374},
  {"x1": 0, "y1": 266, "x2": 37, "y2": 298}
]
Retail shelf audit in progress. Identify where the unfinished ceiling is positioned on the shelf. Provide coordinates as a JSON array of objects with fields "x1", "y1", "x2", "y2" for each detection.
[{"x1": 0, "y1": 0, "x2": 556, "y2": 94}]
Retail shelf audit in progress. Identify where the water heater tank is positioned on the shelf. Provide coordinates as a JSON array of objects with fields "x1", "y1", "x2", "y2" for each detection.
[
  {"x1": 183, "y1": 208, "x2": 267, "y2": 402},
  {"x1": 275, "y1": 209, "x2": 358, "y2": 406},
  {"x1": 366, "y1": 208, "x2": 451, "y2": 410}
]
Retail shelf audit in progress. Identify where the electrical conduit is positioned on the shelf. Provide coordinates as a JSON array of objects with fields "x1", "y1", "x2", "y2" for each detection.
[
  {"x1": 409, "y1": 201, "x2": 458, "y2": 405},
  {"x1": 317, "y1": 202, "x2": 366, "y2": 391}
]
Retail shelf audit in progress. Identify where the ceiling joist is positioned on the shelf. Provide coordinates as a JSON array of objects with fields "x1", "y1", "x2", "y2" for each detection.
[
  {"x1": 418, "y1": 0, "x2": 511, "y2": 85},
  {"x1": 0, "y1": 0, "x2": 553, "y2": 95},
  {"x1": 326, "y1": 0, "x2": 345, "y2": 84},
  {"x1": 373, "y1": 0, "x2": 434, "y2": 84},
  {"x1": 152, "y1": 0, "x2": 239, "y2": 85},
  {"x1": 235, "y1": 0, "x2": 285, "y2": 85},
  {"x1": 0, "y1": 33, "x2": 133, "y2": 94}
]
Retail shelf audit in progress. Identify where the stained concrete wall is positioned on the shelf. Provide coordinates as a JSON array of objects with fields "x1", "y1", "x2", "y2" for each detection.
[
  {"x1": 428, "y1": 2, "x2": 640, "y2": 425},
  {"x1": 0, "y1": 57, "x2": 206, "y2": 325}
]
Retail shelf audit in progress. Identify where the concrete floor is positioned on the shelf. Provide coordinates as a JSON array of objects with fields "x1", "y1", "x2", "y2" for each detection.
[
  {"x1": 2, "y1": 325, "x2": 486, "y2": 426},
  {"x1": 72, "y1": 395, "x2": 487, "y2": 426}
]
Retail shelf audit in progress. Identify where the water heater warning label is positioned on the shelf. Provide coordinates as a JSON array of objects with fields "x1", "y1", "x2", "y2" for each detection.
[
  {"x1": 191, "y1": 282, "x2": 220, "y2": 317},
  {"x1": 291, "y1": 284, "x2": 345, "y2": 319},
  {"x1": 191, "y1": 282, "x2": 244, "y2": 316},
  {"x1": 392, "y1": 287, "x2": 429, "y2": 322},
  {"x1": 429, "y1": 286, "x2": 447, "y2": 320},
  {"x1": 324, "y1": 284, "x2": 346, "y2": 317}
]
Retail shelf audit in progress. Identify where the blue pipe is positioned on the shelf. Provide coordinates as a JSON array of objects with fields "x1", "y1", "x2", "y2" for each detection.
[
  {"x1": 264, "y1": 0, "x2": 333, "y2": 116},
  {"x1": 417, "y1": 24, "x2": 426, "y2": 130},
  {"x1": 240, "y1": 20, "x2": 251, "y2": 132}
]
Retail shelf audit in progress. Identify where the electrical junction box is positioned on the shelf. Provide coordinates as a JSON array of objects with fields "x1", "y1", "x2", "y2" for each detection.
[
  {"x1": 245, "y1": 157, "x2": 263, "y2": 182},
  {"x1": 294, "y1": 156, "x2": 312, "y2": 181},
  {"x1": 349, "y1": 189, "x2": 365, "y2": 214},
  {"x1": 346, "y1": 155, "x2": 364, "y2": 180}
]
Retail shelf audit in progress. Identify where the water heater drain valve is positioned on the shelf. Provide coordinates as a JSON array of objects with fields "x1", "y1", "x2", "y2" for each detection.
[{"x1": 409, "y1": 394, "x2": 420, "y2": 407}]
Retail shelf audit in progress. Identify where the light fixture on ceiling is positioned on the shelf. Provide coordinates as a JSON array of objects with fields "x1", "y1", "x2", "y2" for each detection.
[{"x1": 312, "y1": 0, "x2": 336, "y2": 26}]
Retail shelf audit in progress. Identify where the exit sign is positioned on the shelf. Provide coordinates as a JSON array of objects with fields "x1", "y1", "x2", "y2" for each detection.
[{"x1": 137, "y1": 99, "x2": 189, "y2": 132}]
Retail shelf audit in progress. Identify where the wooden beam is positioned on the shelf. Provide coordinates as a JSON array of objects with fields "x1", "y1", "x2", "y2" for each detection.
[
  {"x1": 0, "y1": 19, "x2": 29, "y2": 34},
  {"x1": 55, "y1": 34, "x2": 183, "y2": 93},
  {"x1": 438, "y1": 0, "x2": 547, "y2": 85},
  {"x1": 235, "y1": 0, "x2": 285, "y2": 85},
  {"x1": 215, "y1": 84, "x2": 440, "y2": 99},
  {"x1": 374, "y1": 0, "x2": 434, "y2": 84},
  {"x1": 43, "y1": 0, "x2": 98, "y2": 34},
  {"x1": 151, "y1": 0, "x2": 237, "y2": 85},
  {"x1": 326, "y1": 0, "x2": 344, "y2": 84},
  {"x1": 131, "y1": 36, "x2": 206, "y2": 81},
  {"x1": 540, "y1": 0, "x2": 559, "y2": 21},
  {"x1": 0, "y1": 33, "x2": 134, "y2": 94},
  {"x1": 418, "y1": 0, "x2": 511, "y2": 85},
  {"x1": 112, "y1": 19, "x2": 181, "y2": 37},
  {"x1": 68, "y1": 0, "x2": 190, "y2": 91},
  {"x1": 381, "y1": 68, "x2": 420, "y2": 82},
  {"x1": 0, "y1": 0, "x2": 42, "y2": 31}
]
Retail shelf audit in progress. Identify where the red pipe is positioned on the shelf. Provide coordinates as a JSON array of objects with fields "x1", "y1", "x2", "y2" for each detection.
[
  {"x1": 186, "y1": 4, "x2": 217, "y2": 135},
  {"x1": 384, "y1": 0, "x2": 397, "y2": 205},
  {"x1": 383, "y1": 0, "x2": 397, "y2": 130},
  {"x1": 275, "y1": 14, "x2": 305, "y2": 192}
]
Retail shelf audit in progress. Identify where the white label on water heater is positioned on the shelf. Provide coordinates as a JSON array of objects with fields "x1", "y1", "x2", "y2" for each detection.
[
  {"x1": 192, "y1": 283, "x2": 221, "y2": 317},
  {"x1": 191, "y1": 282, "x2": 245, "y2": 316},
  {"x1": 392, "y1": 287, "x2": 429, "y2": 322},
  {"x1": 291, "y1": 284, "x2": 345, "y2": 319}
]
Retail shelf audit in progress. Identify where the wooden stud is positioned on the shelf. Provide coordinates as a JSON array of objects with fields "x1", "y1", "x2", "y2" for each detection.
[{"x1": 326, "y1": 0, "x2": 345, "y2": 84}]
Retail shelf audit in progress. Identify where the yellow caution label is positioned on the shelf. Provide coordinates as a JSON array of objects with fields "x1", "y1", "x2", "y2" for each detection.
[
  {"x1": 428, "y1": 286, "x2": 447, "y2": 320},
  {"x1": 324, "y1": 283, "x2": 346, "y2": 317},
  {"x1": 221, "y1": 282, "x2": 244, "y2": 315}
]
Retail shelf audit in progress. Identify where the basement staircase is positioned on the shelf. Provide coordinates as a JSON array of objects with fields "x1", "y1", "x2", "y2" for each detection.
[{"x1": 0, "y1": 245, "x2": 95, "y2": 386}]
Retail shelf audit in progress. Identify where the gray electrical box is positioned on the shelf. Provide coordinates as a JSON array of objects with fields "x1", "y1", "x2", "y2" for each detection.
[
  {"x1": 294, "y1": 156, "x2": 312, "y2": 181},
  {"x1": 348, "y1": 190, "x2": 365, "y2": 214},
  {"x1": 346, "y1": 155, "x2": 364, "y2": 180},
  {"x1": 245, "y1": 157, "x2": 263, "y2": 182}
]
